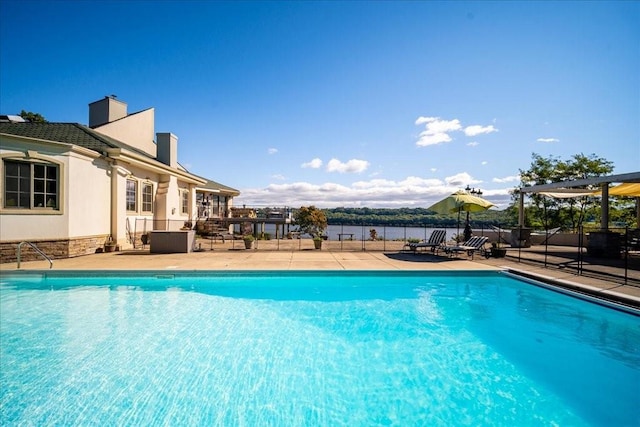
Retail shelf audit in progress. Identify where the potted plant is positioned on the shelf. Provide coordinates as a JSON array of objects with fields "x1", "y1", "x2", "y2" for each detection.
[
  {"x1": 294, "y1": 205, "x2": 328, "y2": 250},
  {"x1": 104, "y1": 236, "x2": 116, "y2": 252},
  {"x1": 490, "y1": 241, "x2": 507, "y2": 258},
  {"x1": 313, "y1": 236, "x2": 323, "y2": 249},
  {"x1": 243, "y1": 234, "x2": 255, "y2": 249}
]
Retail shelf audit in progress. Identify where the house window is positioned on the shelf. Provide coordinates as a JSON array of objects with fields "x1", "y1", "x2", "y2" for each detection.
[
  {"x1": 4, "y1": 159, "x2": 59, "y2": 209},
  {"x1": 181, "y1": 190, "x2": 189, "y2": 215},
  {"x1": 126, "y1": 179, "x2": 137, "y2": 212},
  {"x1": 142, "y1": 183, "x2": 153, "y2": 213}
]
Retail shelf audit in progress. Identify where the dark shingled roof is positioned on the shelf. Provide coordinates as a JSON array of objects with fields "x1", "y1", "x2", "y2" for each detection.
[
  {"x1": 1, "y1": 122, "x2": 241, "y2": 194},
  {"x1": 0, "y1": 122, "x2": 150, "y2": 157}
]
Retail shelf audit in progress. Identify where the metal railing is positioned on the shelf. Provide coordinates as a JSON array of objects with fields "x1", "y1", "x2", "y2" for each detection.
[
  {"x1": 125, "y1": 218, "x2": 639, "y2": 287},
  {"x1": 505, "y1": 225, "x2": 639, "y2": 287},
  {"x1": 17, "y1": 241, "x2": 53, "y2": 269}
]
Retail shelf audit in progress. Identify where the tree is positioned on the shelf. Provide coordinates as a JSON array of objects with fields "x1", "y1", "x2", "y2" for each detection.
[
  {"x1": 517, "y1": 153, "x2": 614, "y2": 231},
  {"x1": 18, "y1": 110, "x2": 47, "y2": 123},
  {"x1": 293, "y1": 206, "x2": 327, "y2": 238}
]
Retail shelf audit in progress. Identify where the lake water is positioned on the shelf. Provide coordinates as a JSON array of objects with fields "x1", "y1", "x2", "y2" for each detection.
[{"x1": 243, "y1": 224, "x2": 477, "y2": 241}]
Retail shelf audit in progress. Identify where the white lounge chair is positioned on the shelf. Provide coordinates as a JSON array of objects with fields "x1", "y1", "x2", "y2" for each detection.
[
  {"x1": 442, "y1": 236, "x2": 489, "y2": 259},
  {"x1": 402, "y1": 229, "x2": 447, "y2": 253}
]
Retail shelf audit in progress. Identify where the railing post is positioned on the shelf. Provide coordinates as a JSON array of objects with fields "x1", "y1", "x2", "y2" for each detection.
[
  {"x1": 578, "y1": 225, "x2": 584, "y2": 275},
  {"x1": 544, "y1": 227, "x2": 549, "y2": 268},
  {"x1": 383, "y1": 225, "x2": 386, "y2": 252},
  {"x1": 517, "y1": 225, "x2": 522, "y2": 262},
  {"x1": 624, "y1": 226, "x2": 628, "y2": 285}
]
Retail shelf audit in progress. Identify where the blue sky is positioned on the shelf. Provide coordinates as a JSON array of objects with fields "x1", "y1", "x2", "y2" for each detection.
[{"x1": 1, "y1": 1, "x2": 638, "y2": 210}]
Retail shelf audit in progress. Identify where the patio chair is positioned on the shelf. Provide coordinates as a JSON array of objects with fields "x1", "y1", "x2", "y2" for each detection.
[
  {"x1": 402, "y1": 229, "x2": 447, "y2": 253},
  {"x1": 442, "y1": 236, "x2": 489, "y2": 259}
]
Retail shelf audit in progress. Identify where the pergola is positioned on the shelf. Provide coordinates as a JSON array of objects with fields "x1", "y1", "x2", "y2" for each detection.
[
  {"x1": 515, "y1": 172, "x2": 640, "y2": 256},
  {"x1": 517, "y1": 171, "x2": 640, "y2": 229}
]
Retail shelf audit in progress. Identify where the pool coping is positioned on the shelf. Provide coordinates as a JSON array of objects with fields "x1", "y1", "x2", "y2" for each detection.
[{"x1": 502, "y1": 268, "x2": 640, "y2": 314}]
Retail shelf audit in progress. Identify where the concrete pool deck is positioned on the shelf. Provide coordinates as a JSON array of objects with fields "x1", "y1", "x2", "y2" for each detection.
[{"x1": 3, "y1": 248, "x2": 639, "y2": 309}]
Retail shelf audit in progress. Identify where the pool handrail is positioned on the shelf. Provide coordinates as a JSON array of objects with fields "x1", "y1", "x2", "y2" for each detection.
[{"x1": 17, "y1": 241, "x2": 53, "y2": 269}]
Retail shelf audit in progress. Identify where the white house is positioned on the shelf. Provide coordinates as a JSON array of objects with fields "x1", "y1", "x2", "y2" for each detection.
[{"x1": 0, "y1": 96, "x2": 239, "y2": 262}]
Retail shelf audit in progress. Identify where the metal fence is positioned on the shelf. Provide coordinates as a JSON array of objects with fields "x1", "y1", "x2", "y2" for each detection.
[
  {"x1": 129, "y1": 219, "x2": 639, "y2": 287},
  {"x1": 503, "y1": 226, "x2": 640, "y2": 287}
]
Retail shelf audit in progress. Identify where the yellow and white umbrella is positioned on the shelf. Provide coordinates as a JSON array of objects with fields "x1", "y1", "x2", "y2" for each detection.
[
  {"x1": 428, "y1": 190, "x2": 495, "y2": 238},
  {"x1": 428, "y1": 190, "x2": 495, "y2": 214}
]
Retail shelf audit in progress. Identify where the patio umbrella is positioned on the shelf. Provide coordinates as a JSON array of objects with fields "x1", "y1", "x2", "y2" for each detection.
[{"x1": 427, "y1": 190, "x2": 495, "y2": 238}]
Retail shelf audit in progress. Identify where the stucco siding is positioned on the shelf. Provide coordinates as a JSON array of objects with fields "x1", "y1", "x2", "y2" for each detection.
[
  {"x1": 67, "y1": 153, "x2": 111, "y2": 238},
  {"x1": 93, "y1": 108, "x2": 156, "y2": 158}
]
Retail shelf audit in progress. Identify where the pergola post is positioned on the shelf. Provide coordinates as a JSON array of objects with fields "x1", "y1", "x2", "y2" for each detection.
[
  {"x1": 600, "y1": 183, "x2": 609, "y2": 231},
  {"x1": 518, "y1": 191, "x2": 525, "y2": 227}
]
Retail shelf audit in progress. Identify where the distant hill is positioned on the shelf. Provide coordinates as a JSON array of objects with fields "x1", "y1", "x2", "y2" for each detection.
[{"x1": 323, "y1": 207, "x2": 517, "y2": 228}]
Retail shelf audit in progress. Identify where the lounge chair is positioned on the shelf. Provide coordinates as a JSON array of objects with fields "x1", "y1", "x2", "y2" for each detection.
[
  {"x1": 402, "y1": 229, "x2": 447, "y2": 253},
  {"x1": 442, "y1": 236, "x2": 489, "y2": 259}
]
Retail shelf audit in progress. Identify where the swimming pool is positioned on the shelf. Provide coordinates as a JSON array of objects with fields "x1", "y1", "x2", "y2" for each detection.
[{"x1": 1, "y1": 270, "x2": 638, "y2": 426}]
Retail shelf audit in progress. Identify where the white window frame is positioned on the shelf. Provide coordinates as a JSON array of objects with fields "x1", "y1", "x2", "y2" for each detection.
[
  {"x1": 3, "y1": 158, "x2": 60, "y2": 211},
  {"x1": 126, "y1": 179, "x2": 138, "y2": 212},
  {"x1": 141, "y1": 182, "x2": 153, "y2": 213},
  {"x1": 181, "y1": 190, "x2": 189, "y2": 215}
]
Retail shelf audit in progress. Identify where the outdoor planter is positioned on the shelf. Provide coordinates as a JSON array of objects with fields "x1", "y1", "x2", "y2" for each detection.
[
  {"x1": 491, "y1": 248, "x2": 507, "y2": 258},
  {"x1": 243, "y1": 236, "x2": 255, "y2": 249},
  {"x1": 104, "y1": 236, "x2": 116, "y2": 252}
]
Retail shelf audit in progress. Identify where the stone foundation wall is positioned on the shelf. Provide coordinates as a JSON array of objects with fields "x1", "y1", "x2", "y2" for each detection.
[{"x1": 0, "y1": 235, "x2": 110, "y2": 264}]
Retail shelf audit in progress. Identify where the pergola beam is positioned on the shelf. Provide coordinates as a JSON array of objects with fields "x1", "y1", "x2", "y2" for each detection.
[
  {"x1": 517, "y1": 171, "x2": 640, "y2": 228},
  {"x1": 519, "y1": 172, "x2": 640, "y2": 194}
]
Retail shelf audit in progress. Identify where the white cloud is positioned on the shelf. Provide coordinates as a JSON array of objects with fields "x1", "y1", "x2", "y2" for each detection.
[
  {"x1": 444, "y1": 172, "x2": 480, "y2": 188},
  {"x1": 537, "y1": 137, "x2": 559, "y2": 143},
  {"x1": 301, "y1": 158, "x2": 323, "y2": 169},
  {"x1": 464, "y1": 125, "x2": 498, "y2": 136},
  {"x1": 430, "y1": 168, "x2": 437, "y2": 172},
  {"x1": 467, "y1": 141, "x2": 479, "y2": 147},
  {"x1": 415, "y1": 117, "x2": 497, "y2": 147},
  {"x1": 415, "y1": 117, "x2": 462, "y2": 147},
  {"x1": 271, "y1": 174, "x2": 286, "y2": 180},
  {"x1": 326, "y1": 158, "x2": 369, "y2": 173},
  {"x1": 233, "y1": 173, "x2": 513, "y2": 209},
  {"x1": 481, "y1": 161, "x2": 488, "y2": 165},
  {"x1": 415, "y1": 116, "x2": 438, "y2": 125},
  {"x1": 268, "y1": 148, "x2": 278, "y2": 154},
  {"x1": 417, "y1": 131, "x2": 452, "y2": 146},
  {"x1": 493, "y1": 175, "x2": 520, "y2": 183}
]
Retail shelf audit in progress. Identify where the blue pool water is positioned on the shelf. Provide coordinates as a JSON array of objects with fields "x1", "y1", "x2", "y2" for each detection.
[{"x1": 1, "y1": 271, "x2": 638, "y2": 426}]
